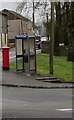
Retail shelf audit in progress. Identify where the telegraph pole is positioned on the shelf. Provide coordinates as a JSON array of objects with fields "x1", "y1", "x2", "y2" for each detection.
[
  {"x1": 33, "y1": 1, "x2": 35, "y2": 34},
  {"x1": 50, "y1": 2, "x2": 54, "y2": 74},
  {"x1": 33, "y1": 0, "x2": 37, "y2": 73}
]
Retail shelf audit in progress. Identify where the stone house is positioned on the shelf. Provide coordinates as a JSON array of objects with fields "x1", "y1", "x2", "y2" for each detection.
[
  {"x1": 0, "y1": 9, "x2": 33, "y2": 47},
  {"x1": 2, "y1": 9, "x2": 33, "y2": 44},
  {"x1": 0, "y1": 12, "x2": 8, "y2": 48}
]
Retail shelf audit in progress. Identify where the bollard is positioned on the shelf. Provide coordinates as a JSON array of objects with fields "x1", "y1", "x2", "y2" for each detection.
[{"x1": 2, "y1": 46, "x2": 10, "y2": 70}]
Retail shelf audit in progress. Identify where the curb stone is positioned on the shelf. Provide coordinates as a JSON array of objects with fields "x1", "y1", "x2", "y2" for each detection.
[
  {"x1": 0, "y1": 83, "x2": 73, "y2": 89},
  {"x1": 1, "y1": 70, "x2": 73, "y2": 89}
]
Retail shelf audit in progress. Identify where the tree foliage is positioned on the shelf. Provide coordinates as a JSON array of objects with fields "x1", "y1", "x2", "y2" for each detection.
[
  {"x1": 43, "y1": 2, "x2": 74, "y2": 61},
  {"x1": 16, "y1": 1, "x2": 74, "y2": 61},
  {"x1": 16, "y1": 1, "x2": 51, "y2": 23}
]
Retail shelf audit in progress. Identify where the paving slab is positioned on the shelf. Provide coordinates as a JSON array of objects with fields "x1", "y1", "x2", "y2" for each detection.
[{"x1": 0, "y1": 70, "x2": 73, "y2": 88}]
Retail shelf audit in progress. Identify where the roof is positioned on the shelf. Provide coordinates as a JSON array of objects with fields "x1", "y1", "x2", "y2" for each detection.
[
  {"x1": 2, "y1": 9, "x2": 31, "y2": 22},
  {"x1": 0, "y1": 11, "x2": 7, "y2": 16}
]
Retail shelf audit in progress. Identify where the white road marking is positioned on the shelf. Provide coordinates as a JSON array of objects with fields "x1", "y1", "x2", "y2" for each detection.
[{"x1": 56, "y1": 108, "x2": 73, "y2": 112}]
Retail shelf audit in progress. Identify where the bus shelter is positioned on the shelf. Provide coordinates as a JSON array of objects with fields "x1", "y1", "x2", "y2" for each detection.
[{"x1": 15, "y1": 36, "x2": 36, "y2": 73}]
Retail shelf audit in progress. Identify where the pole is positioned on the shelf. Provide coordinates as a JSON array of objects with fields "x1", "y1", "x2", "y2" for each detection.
[
  {"x1": 50, "y1": 2, "x2": 54, "y2": 74},
  {"x1": 7, "y1": 16, "x2": 9, "y2": 46},
  {"x1": 46, "y1": 13, "x2": 49, "y2": 41},
  {"x1": 33, "y1": 1, "x2": 37, "y2": 73}
]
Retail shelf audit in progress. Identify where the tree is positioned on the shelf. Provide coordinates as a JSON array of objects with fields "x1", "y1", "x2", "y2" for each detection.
[
  {"x1": 67, "y1": 2, "x2": 74, "y2": 61},
  {"x1": 43, "y1": 20, "x2": 51, "y2": 37},
  {"x1": 50, "y1": 2, "x2": 55, "y2": 74},
  {"x1": 54, "y1": 2, "x2": 63, "y2": 56},
  {"x1": 16, "y1": 1, "x2": 74, "y2": 62},
  {"x1": 16, "y1": 1, "x2": 51, "y2": 23},
  {"x1": 16, "y1": 1, "x2": 51, "y2": 36},
  {"x1": 61, "y1": 2, "x2": 74, "y2": 61}
]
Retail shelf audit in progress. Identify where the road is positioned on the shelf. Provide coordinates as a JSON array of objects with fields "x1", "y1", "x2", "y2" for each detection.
[
  {"x1": 1, "y1": 87, "x2": 72, "y2": 118},
  {"x1": 0, "y1": 48, "x2": 73, "y2": 119}
]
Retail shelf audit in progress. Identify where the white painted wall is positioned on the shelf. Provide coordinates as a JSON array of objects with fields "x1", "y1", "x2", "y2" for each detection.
[
  {"x1": 8, "y1": 19, "x2": 33, "y2": 41},
  {"x1": 0, "y1": 13, "x2": 2, "y2": 48},
  {"x1": 0, "y1": 34, "x2": 1, "y2": 48},
  {"x1": 0, "y1": 13, "x2": 8, "y2": 48}
]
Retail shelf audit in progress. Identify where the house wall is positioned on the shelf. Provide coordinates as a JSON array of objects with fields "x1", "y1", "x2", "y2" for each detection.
[
  {"x1": 19, "y1": 20, "x2": 33, "y2": 35},
  {"x1": 0, "y1": 34, "x2": 1, "y2": 48},
  {"x1": 0, "y1": 13, "x2": 2, "y2": 33},
  {"x1": 8, "y1": 20, "x2": 20, "y2": 42},
  {"x1": 26, "y1": 21, "x2": 33, "y2": 35},
  {"x1": 8, "y1": 19, "x2": 33, "y2": 43},
  {"x1": 0, "y1": 13, "x2": 2, "y2": 48},
  {"x1": 0, "y1": 13, "x2": 8, "y2": 48}
]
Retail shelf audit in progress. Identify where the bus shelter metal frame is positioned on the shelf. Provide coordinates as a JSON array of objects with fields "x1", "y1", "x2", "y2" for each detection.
[{"x1": 15, "y1": 36, "x2": 36, "y2": 73}]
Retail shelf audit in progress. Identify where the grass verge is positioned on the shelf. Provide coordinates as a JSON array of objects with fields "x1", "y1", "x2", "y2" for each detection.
[{"x1": 10, "y1": 53, "x2": 72, "y2": 82}]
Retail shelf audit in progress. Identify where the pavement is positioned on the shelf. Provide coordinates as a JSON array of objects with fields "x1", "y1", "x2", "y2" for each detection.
[
  {"x1": 0, "y1": 47, "x2": 73, "y2": 89},
  {"x1": 0, "y1": 69, "x2": 73, "y2": 89}
]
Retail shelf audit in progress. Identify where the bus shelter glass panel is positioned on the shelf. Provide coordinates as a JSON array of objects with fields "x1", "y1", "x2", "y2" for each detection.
[
  {"x1": 16, "y1": 57, "x2": 23, "y2": 70},
  {"x1": 16, "y1": 39, "x2": 22, "y2": 55},
  {"x1": 2, "y1": 34, "x2": 5, "y2": 46},
  {"x1": 6, "y1": 34, "x2": 8, "y2": 45},
  {"x1": 16, "y1": 38, "x2": 23, "y2": 71},
  {"x1": 29, "y1": 37, "x2": 36, "y2": 71},
  {"x1": 23, "y1": 37, "x2": 29, "y2": 72},
  {"x1": 15, "y1": 36, "x2": 36, "y2": 73},
  {"x1": 0, "y1": 34, "x2": 1, "y2": 48}
]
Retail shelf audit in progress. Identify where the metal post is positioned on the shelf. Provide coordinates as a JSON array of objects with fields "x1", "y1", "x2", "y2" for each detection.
[{"x1": 50, "y1": 2, "x2": 54, "y2": 74}]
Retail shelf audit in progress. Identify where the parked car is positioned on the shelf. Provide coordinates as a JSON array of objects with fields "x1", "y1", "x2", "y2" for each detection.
[{"x1": 36, "y1": 39, "x2": 41, "y2": 49}]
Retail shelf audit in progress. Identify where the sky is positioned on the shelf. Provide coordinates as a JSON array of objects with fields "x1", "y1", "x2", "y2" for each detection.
[
  {"x1": 1, "y1": 0, "x2": 72, "y2": 25},
  {"x1": 0, "y1": 1, "x2": 17, "y2": 11},
  {"x1": 0, "y1": 0, "x2": 49, "y2": 24}
]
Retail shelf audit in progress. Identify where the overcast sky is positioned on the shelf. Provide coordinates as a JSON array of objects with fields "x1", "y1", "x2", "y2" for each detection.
[
  {"x1": 0, "y1": 1, "x2": 17, "y2": 11},
  {"x1": 0, "y1": 0, "x2": 72, "y2": 25},
  {"x1": 0, "y1": 1, "x2": 46, "y2": 23},
  {"x1": 0, "y1": 0, "x2": 51, "y2": 25}
]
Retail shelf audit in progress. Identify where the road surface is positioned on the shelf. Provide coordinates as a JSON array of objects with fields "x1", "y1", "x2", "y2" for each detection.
[
  {"x1": 1, "y1": 87, "x2": 72, "y2": 118},
  {"x1": 0, "y1": 48, "x2": 73, "y2": 119}
]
